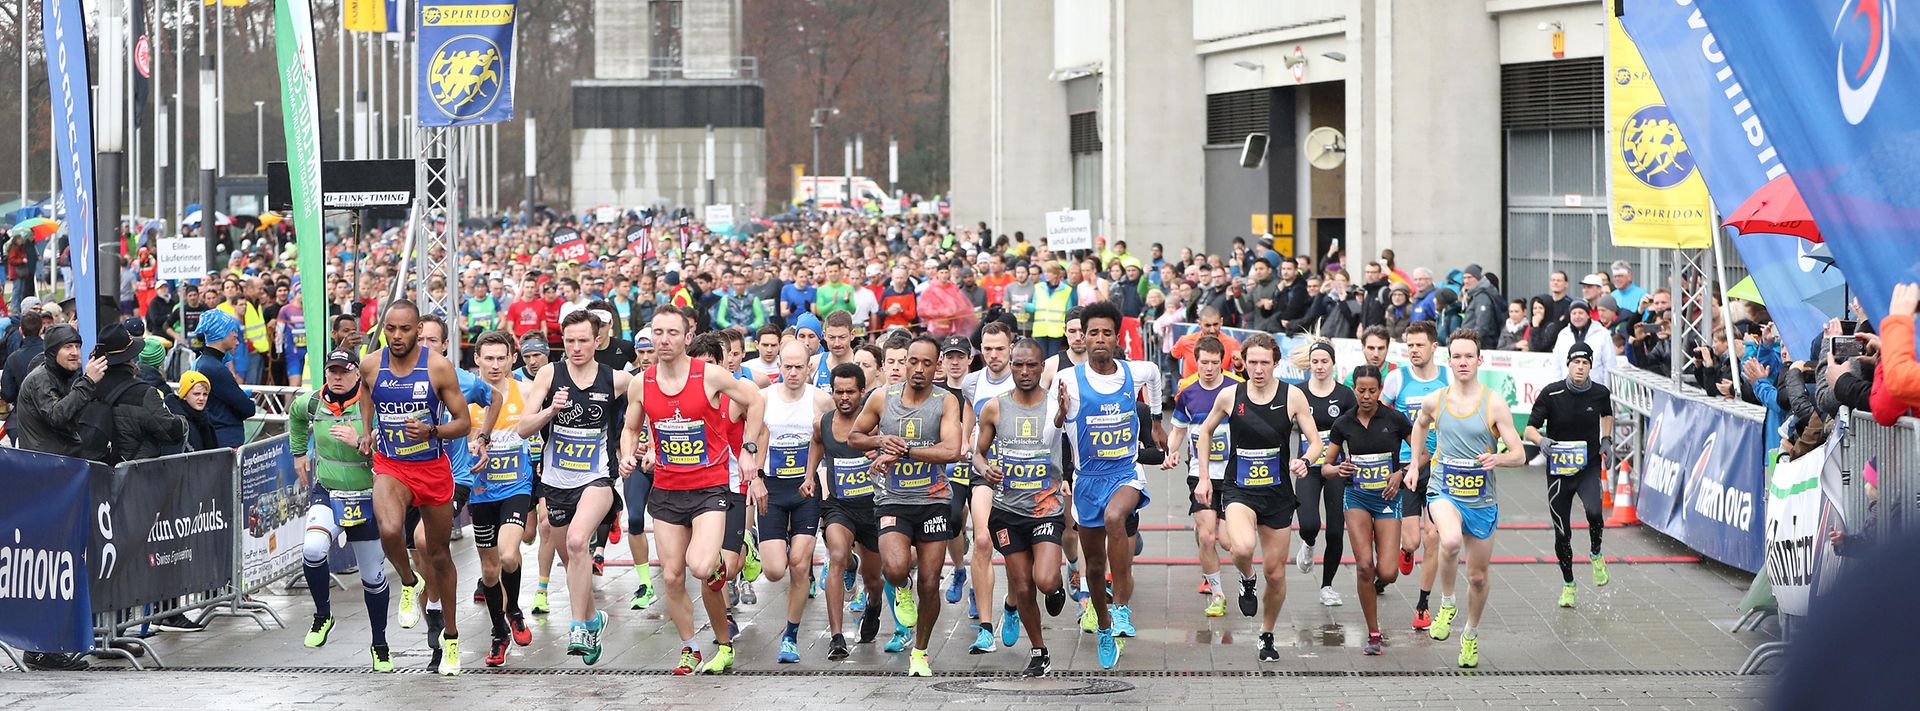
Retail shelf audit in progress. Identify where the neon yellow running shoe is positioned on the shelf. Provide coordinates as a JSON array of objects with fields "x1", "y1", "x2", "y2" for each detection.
[
  {"x1": 893, "y1": 585, "x2": 918, "y2": 628},
  {"x1": 397, "y1": 577, "x2": 425, "y2": 628},
  {"x1": 908, "y1": 649, "x2": 933, "y2": 677},
  {"x1": 1591, "y1": 556, "x2": 1610, "y2": 587},
  {"x1": 699, "y1": 643, "x2": 736, "y2": 674},
  {"x1": 1458, "y1": 633, "x2": 1479, "y2": 668},
  {"x1": 743, "y1": 531, "x2": 763, "y2": 582},
  {"x1": 437, "y1": 635, "x2": 461, "y2": 676},
  {"x1": 1429, "y1": 604, "x2": 1456, "y2": 641},
  {"x1": 303, "y1": 614, "x2": 334, "y2": 648},
  {"x1": 530, "y1": 589, "x2": 550, "y2": 615},
  {"x1": 369, "y1": 644, "x2": 394, "y2": 672},
  {"x1": 1079, "y1": 602, "x2": 1098, "y2": 633},
  {"x1": 1558, "y1": 583, "x2": 1577, "y2": 609},
  {"x1": 1204, "y1": 594, "x2": 1226, "y2": 618}
]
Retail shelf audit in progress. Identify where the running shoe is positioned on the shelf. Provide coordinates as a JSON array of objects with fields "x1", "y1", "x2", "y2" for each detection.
[
  {"x1": 726, "y1": 579, "x2": 740, "y2": 607},
  {"x1": 437, "y1": 634, "x2": 461, "y2": 676},
  {"x1": 967, "y1": 589, "x2": 979, "y2": 620},
  {"x1": 1000, "y1": 607, "x2": 1021, "y2": 648},
  {"x1": 593, "y1": 553, "x2": 605, "y2": 577},
  {"x1": 631, "y1": 583, "x2": 657, "y2": 610},
  {"x1": 508, "y1": 611, "x2": 532, "y2": 646},
  {"x1": 908, "y1": 649, "x2": 933, "y2": 677},
  {"x1": 706, "y1": 555, "x2": 729, "y2": 592},
  {"x1": 699, "y1": 643, "x2": 736, "y2": 673},
  {"x1": 672, "y1": 647, "x2": 702, "y2": 675},
  {"x1": 472, "y1": 581, "x2": 487, "y2": 605},
  {"x1": 946, "y1": 568, "x2": 968, "y2": 604},
  {"x1": 1591, "y1": 556, "x2": 1610, "y2": 587},
  {"x1": 1096, "y1": 628, "x2": 1119, "y2": 669},
  {"x1": 1257, "y1": 631, "x2": 1280, "y2": 662},
  {"x1": 1238, "y1": 578, "x2": 1258, "y2": 617},
  {"x1": 303, "y1": 614, "x2": 334, "y2": 648},
  {"x1": 844, "y1": 564, "x2": 858, "y2": 593},
  {"x1": 1023, "y1": 648, "x2": 1051, "y2": 677},
  {"x1": 1045, "y1": 587, "x2": 1067, "y2": 617},
  {"x1": 530, "y1": 589, "x2": 550, "y2": 615},
  {"x1": 609, "y1": 519, "x2": 622, "y2": 544},
  {"x1": 1296, "y1": 537, "x2": 1318, "y2": 574},
  {"x1": 893, "y1": 585, "x2": 918, "y2": 628},
  {"x1": 778, "y1": 639, "x2": 801, "y2": 664},
  {"x1": 860, "y1": 603, "x2": 883, "y2": 643},
  {"x1": 1412, "y1": 607, "x2": 1432, "y2": 631},
  {"x1": 1363, "y1": 632, "x2": 1384, "y2": 656},
  {"x1": 743, "y1": 532, "x2": 763, "y2": 582},
  {"x1": 582, "y1": 611, "x2": 607, "y2": 665},
  {"x1": 1069, "y1": 566, "x2": 1088, "y2": 602},
  {"x1": 369, "y1": 643, "x2": 394, "y2": 672},
  {"x1": 1205, "y1": 593, "x2": 1226, "y2": 618},
  {"x1": 1398, "y1": 549, "x2": 1416, "y2": 576},
  {"x1": 849, "y1": 587, "x2": 868, "y2": 613},
  {"x1": 485, "y1": 635, "x2": 510, "y2": 667},
  {"x1": 424, "y1": 610, "x2": 446, "y2": 668},
  {"x1": 1558, "y1": 583, "x2": 1577, "y2": 609},
  {"x1": 1112, "y1": 605, "x2": 1135, "y2": 637},
  {"x1": 1375, "y1": 577, "x2": 1391, "y2": 596},
  {"x1": 1430, "y1": 604, "x2": 1457, "y2": 641},
  {"x1": 1079, "y1": 602, "x2": 1098, "y2": 633},
  {"x1": 809, "y1": 565, "x2": 822, "y2": 599},
  {"x1": 726, "y1": 614, "x2": 738, "y2": 639},
  {"x1": 566, "y1": 622, "x2": 591, "y2": 656},
  {"x1": 827, "y1": 634, "x2": 851, "y2": 661},
  {"x1": 1197, "y1": 577, "x2": 1212, "y2": 595},
  {"x1": 884, "y1": 624, "x2": 911, "y2": 653},
  {"x1": 1319, "y1": 586, "x2": 1343, "y2": 607},
  {"x1": 397, "y1": 576, "x2": 425, "y2": 628},
  {"x1": 740, "y1": 579, "x2": 759, "y2": 605},
  {"x1": 969, "y1": 624, "x2": 995, "y2": 654},
  {"x1": 1458, "y1": 634, "x2": 1479, "y2": 668}
]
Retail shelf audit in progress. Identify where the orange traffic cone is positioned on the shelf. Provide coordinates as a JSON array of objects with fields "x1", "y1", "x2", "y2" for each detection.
[
  {"x1": 1606, "y1": 460, "x2": 1639, "y2": 526},
  {"x1": 1601, "y1": 466, "x2": 1615, "y2": 509}
]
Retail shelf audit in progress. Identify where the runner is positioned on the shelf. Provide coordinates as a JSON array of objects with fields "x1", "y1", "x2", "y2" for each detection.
[
  {"x1": 355, "y1": 300, "x2": 474, "y2": 676},
  {"x1": 960, "y1": 322, "x2": 1018, "y2": 651},
  {"x1": 412, "y1": 314, "x2": 490, "y2": 666},
  {"x1": 754, "y1": 341, "x2": 832, "y2": 663},
  {"x1": 974, "y1": 338, "x2": 1070, "y2": 677},
  {"x1": 517, "y1": 337, "x2": 561, "y2": 616},
  {"x1": 1327, "y1": 364, "x2": 1414, "y2": 656},
  {"x1": 467, "y1": 331, "x2": 539, "y2": 666},
  {"x1": 810, "y1": 311, "x2": 858, "y2": 388},
  {"x1": 1295, "y1": 341, "x2": 1357, "y2": 606},
  {"x1": 1161, "y1": 335, "x2": 1239, "y2": 617},
  {"x1": 1342, "y1": 326, "x2": 1398, "y2": 390},
  {"x1": 1040, "y1": 307, "x2": 1088, "y2": 603},
  {"x1": 815, "y1": 362, "x2": 887, "y2": 659},
  {"x1": 744, "y1": 325, "x2": 782, "y2": 382},
  {"x1": 1524, "y1": 342, "x2": 1614, "y2": 608},
  {"x1": 1408, "y1": 328, "x2": 1527, "y2": 668},
  {"x1": 1192, "y1": 332, "x2": 1322, "y2": 662},
  {"x1": 1381, "y1": 321, "x2": 1448, "y2": 630},
  {"x1": 619, "y1": 304, "x2": 767, "y2": 675},
  {"x1": 1055, "y1": 301, "x2": 1164, "y2": 669},
  {"x1": 511, "y1": 310, "x2": 636, "y2": 666},
  {"x1": 292, "y1": 348, "x2": 394, "y2": 671},
  {"x1": 847, "y1": 335, "x2": 964, "y2": 677},
  {"x1": 936, "y1": 335, "x2": 979, "y2": 625}
]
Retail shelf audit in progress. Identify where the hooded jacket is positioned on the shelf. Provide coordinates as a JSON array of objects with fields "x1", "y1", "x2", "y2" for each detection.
[{"x1": 14, "y1": 325, "x2": 92, "y2": 457}]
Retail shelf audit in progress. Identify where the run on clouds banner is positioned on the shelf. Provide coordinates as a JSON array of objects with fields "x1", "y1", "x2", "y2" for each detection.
[
  {"x1": 416, "y1": 0, "x2": 518, "y2": 126},
  {"x1": 1637, "y1": 389, "x2": 1767, "y2": 573},
  {"x1": 274, "y1": 0, "x2": 332, "y2": 377},
  {"x1": 1688, "y1": 0, "x2": 1920, "y2": 338},
  {"x1": 0, "y1": 449, "x2": 95, "y2": 654},
  {"x1": 1621, "y1": 0, "x2": 1846, "y2": 353},
  {"x1": 89, "y1": 449, "x2": 236, "y2": 613}
]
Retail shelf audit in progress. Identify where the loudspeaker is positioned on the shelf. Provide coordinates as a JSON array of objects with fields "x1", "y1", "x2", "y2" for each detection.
[{"x1": 1239, "y1": 133, "x2": 1269, "y2": 169}]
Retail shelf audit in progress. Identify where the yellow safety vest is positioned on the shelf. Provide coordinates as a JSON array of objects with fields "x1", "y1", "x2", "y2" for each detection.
[
  {"x1": 218, "y1": 301, "x2": 272, "y2": 353},
  {"x1": 1032, "y1": 282, "x2": 1072, "y2": 339}
]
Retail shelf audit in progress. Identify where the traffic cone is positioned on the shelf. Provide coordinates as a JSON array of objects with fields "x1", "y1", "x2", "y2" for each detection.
[
  {"x1": 1606, "y1": 460, "x2": 1639, "y2": 526},
  {"x1": 1601, "y1": 466, "x2": 1615, "y2": 509}
]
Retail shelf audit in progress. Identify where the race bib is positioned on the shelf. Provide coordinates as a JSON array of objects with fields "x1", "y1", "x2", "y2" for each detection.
[
  {"x1": 378, "y1": 410, "x2": 432, "y2": 457},
  {"x1": 331, "y1": 489, "x2": 373, "y2": 528},
  {"x1": 768, "y1": 441, "x2": 809, "y2": 479},
  {"x1": 949, "y1": 460, "x2": 973, "y2": 485},
  {"x1": 550, "y1": 425, "x2": 604, "y2": 473},
  {"x1": 292, "y1": 330, "x2": 308, "y2": 349},
  {"x1": 482, "y1": 442, "x2": 525, "y2": 482},
  {"x1": 1084, "y1": 412, "x2": 1136, "y2": 460},
  {"x1": 1192, "y1": 430, "x2": 1229, "y2": 465},
  {"x1": 830, "y1": 456, "x2": 874, "y2": 499},
  {"x1": 1437, "y1": 458, "x2": 1488, "y2": 498},
  {"x1": 1234, "y1": 447, "x2": 1282, "y2": 488},
  {"x1": 654, "y1": 419, "x2": 710, "y2": 467},
  {"x1": 1300, "y1": 430, "x2": 1332, "y2": 466},
  {"x1": 999, "y1": 449, "x2": 1051, "y2": 491},
  {"x1": 891, "y1": 459, "x2": 937, "y2": 493},
  {"x1": 1351, "y1": 453, "x2": 1394, "y2": 491},
  {"x1": 1548, "y1": 441, "x2": 1588, "y2": 477}
]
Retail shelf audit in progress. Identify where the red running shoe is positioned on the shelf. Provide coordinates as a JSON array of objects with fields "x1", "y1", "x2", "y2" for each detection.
[
  {"x1": 1197, "y1": 578, "x2": 1212, "y2": 595},
  {"x1": 610, "y1": 520, "x2": 623, "y2": 545},
  {"x1": 1398, "y1": 550, "x2": 1416, "y2": 576},
  {"x1": 485, "y1": 636, "x2": 510, "y2": 667},
  {"x1": 1412, "y1": 608, "x2": 1432, "y2": 631},
  {"x1": 508, "y1": 611, "x2": 532, "y2": 646}
]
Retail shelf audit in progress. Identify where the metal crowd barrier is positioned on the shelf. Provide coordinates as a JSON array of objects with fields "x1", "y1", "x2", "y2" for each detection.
[{"x1": 1834, "y1": 408, "x2": 1920, "y2": 554}]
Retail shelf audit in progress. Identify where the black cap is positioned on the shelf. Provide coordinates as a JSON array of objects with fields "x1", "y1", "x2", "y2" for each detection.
[
  {"x1": 1567, "y1": 342, "x2": 1595, "y2": 364},
  {"x1": 325, "y1": 349, "x2": 360, "y2": 371},
  {"x1": 1464, "y1": 264, "x2": 1484, "y2": 280},
  {"x1": 1568, "y1": 299, "x2": 1592, "y2": 315},
  {"x1": 95, "y1": 323, "x2": 139, "y2": 365},
  {"x1": 939, "y1": 334, "x2": 973, "y2": 357}
]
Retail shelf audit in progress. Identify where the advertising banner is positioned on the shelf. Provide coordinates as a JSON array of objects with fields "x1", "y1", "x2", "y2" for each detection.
[
  {"x1": 1606, "y1": 14, "x2": 1714, "y2": 249},
  {"x1": 550, "y1": 226, "x2": 587, "y2": 263},
  {"x1": 239, "y1": 435, "x2": 304, "y2": 587},
  {"x1": 1766, "y1": 434, "x2": 1848, "y2": 618},
  {"x1": 89, "y1": 449, "x2": 236, "y2": 613},
  {"x1": 1636, "y1": 389, "x2": 1766, "y2": 572},
  {"x1": 416, "y1": 0, "x2": 518, "y2": 126},
  {"x1": 275, "y1": 0, "x2": 332, "y2": 376},
  {"x1": 0, "y1": 449, "x2": 95, "y2": 653},
  {"x1": 1621, "y1": 0, "x2": 1845, "y2": 352},
  {"x1": 41, "y1": 0, "x2": 99, "y2": 355}
]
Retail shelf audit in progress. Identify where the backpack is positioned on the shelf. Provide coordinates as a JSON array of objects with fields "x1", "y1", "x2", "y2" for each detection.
[{"x1": 75, "y1": 378, "x2": 151, "y2": 465}]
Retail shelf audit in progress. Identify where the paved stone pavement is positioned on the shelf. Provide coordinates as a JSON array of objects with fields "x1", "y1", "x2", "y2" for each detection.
[{"x1": 0, "y1": 466, "x2": 1779, "y2": 708}]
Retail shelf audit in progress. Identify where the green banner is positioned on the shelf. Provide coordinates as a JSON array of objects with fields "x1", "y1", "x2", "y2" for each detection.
[{"x1": 274, "y1": 0, "x2": 329, "y2": 378}]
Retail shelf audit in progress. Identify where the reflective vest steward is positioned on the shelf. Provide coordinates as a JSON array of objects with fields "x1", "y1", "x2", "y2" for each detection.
[
  {"x1": 1032, "y1": 281, "x2": 1071, "y2": 339},
  {"x1": 218, "y1": 301, "x2": 271, "y2": 354}
]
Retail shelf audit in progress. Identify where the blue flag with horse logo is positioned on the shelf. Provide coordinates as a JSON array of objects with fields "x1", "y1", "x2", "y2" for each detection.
[{"x1": 415, "y1": 0, "x2": 517, "y2": 126}]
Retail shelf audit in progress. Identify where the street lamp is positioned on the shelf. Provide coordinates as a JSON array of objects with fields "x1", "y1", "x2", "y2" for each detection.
[
  {"x1": 254, "y1": 100, "x2": 265, "y2": 174},
  {"x1": 809, "y1": 107, "x2": 838, "y2": 210}
]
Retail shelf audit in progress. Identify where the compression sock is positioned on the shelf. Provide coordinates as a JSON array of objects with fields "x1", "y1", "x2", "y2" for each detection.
[
  {"x1": 1417, "y1": 589, "x2": 1431, "y2": 611},
  {"x1": 303, "y1": 559, "x2": 332, "y2": 617},
  {"x1": 483, "y1": 582, "x2": 507, "y2": 637},
  {"x1": 364, "y1": 581, "x2": 390, "y2": 646},
  {"x1": 502, "y1": 566, "x2": 524, "y2": 615}
]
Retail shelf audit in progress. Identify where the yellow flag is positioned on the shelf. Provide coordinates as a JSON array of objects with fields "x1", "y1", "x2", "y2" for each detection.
[
  {"x1": 343, "y1": 0, "x2": 389, "y2": 32},
  {"x1": 1607, "y1": 15, "x2": 1713, "y2": 249}
]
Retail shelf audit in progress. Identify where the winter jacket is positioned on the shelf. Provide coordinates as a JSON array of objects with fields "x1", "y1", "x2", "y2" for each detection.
[
  {"x1": 14, "y1": 361, "x2": 92, "y2": 458},
  {"x1": 95, "y1": 365, "x2": 186, "y2": 461},
  {"x1": 1462, "y1": 282, "x2": 1505, "y2": 350},
  {"x1": 194, "y1": 347, "x2": 257, "y2": 448}
]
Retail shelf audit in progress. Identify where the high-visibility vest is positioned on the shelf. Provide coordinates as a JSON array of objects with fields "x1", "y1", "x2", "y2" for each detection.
[
  {"x1": 219, "y1": 301, "x2": 272, "y2": 353},
  {"x1": 1032, "y1": 282, "x2": 1071, "y2": 339},
  {"x1": 466, "y1": 296, "x2": 498, "y2": 331}
]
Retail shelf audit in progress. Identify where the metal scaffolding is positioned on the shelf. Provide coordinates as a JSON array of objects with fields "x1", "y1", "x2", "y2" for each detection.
[{"x1": 412, "y1": 125, "x2": 461, "y2": 361}]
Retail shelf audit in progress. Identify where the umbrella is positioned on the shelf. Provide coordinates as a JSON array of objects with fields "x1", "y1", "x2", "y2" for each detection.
[
  {"x1": 1726, "y1": 276, "x2": 1764, "y2": 305},
  {"x1": 257, "y1": 213, "x2": 284, "y2": 227},
  {"x1": 1725, "y1": 174, "x2": 1822, "y2": 243},
  {"x1": 183, "y1": 210, "x2": 232, "y2": 227},
  {"x1": 8, "y1": 217, "x2": 59, "y2": 241}
]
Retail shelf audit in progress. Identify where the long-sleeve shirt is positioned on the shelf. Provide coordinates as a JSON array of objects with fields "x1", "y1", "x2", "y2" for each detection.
[
  {"x1": 195, "y1": 347, "x2": 257, "y2": 448},
  {"x1": 290, "y1": 391, "x2": 374, "y2": 492}
]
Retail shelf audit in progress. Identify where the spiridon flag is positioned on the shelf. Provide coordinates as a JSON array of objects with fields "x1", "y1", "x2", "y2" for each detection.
[
  {"x1": 275, "y1": 0, "x2": 330, "y2": 375},
  {"x1": 1606, "y1": 14, "x2": 1714, "y2": 249},
  {"x1": 42, "y1": 0, "x2": 97, "y2": 356},
  {"x1": 416, "y1": 0, "x2": 518, "y2": 126}
]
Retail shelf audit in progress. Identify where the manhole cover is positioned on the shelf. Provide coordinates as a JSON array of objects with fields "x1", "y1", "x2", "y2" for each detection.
[{"x1": 931, "y1": 677, "x2": 1134, "y2": 696}]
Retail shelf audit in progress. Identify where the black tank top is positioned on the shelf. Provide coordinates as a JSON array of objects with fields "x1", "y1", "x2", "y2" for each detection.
[
  {"x1": 1302, "y1": 381, "x2": 1356, "y2": 472},
  {"x1": 820, "y1": 411, "x2": 876, "y2": 501},
  {"x1": 1227, "y1": 382, "x2": 1297, "y2": 498},
  {"x1": 542, "y1": 362, "x2": 616, "y2": 485}
]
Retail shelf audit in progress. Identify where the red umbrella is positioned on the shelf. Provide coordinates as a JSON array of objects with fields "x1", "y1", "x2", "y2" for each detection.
[{"x1": 1724, "y1": 174, "x2": 1822, "y2": 243}]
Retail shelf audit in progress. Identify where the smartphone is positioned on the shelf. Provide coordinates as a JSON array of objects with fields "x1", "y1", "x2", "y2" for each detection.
[
  {"x1": 1838, "y1": 319, "x2": 1859, "y2": 335},
  {"x1": 1831, "y1": 336, "x2": 1865, "y2": 361}
]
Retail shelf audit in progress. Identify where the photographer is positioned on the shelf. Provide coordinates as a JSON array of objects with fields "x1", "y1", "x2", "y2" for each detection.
[{"x1": 1626, "y1": 314, "x2": 1672, "y2": 377}]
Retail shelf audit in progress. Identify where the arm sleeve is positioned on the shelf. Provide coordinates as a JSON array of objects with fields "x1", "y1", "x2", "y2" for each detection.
[
  {"x1": 1835, "y1": 370, "x2": 1875, "y2": 413},
  {"x1": 1880, "y1": 315, "x2": 1920, "y2": 405},
  {"x1": 204, "y1": 364, "x2": 258, "y2": 419},
  {"x1": 289, "y1": 394, "x2": 312, "y2": 457},
  {"x1": 43, "y1": 374, "x2": 98, "y2": 429},
  {"x1": 1133, "y1": 361, "x2": 1164, "y2": 416}
]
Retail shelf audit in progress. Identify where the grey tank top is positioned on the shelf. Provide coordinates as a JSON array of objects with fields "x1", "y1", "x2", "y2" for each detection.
[
  {"x1": 991, "y1": 392, "x2": 1064, "y2": 519},
  {"x1": 875, "y1": 384, "x2": 952, "y2": 506},
  {"x1": 1432, "y1": 386, "x2": 1500, "y2": 508}
]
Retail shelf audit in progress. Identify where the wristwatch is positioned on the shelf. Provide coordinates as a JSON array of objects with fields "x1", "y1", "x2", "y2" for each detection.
[{"x1": 742, "y1": 441, "x2": 759, "y2": 454}]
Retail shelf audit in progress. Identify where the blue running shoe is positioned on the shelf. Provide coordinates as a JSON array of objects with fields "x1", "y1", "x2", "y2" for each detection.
[
  {"x1": 968, "y1": 624, "x2": 995, "y2": 654},
  {"x1": 883, "y1": 624, "x2": 911, "y2": 653},
  {"x1": 1113, "y1": 604, "x2": 1136, "y2": 638},
  {"x1": 1096, "y1": 628, "x2": 1119, "y2": 669},
  {"x1": 966, "y1": 589, "x2": 978, "y2": 620},
  {"x1": 1000, "y1": 607, "x2": 1020, "y2": 648},
  {"x1": 777, "y1": 639, "x2": 800, "y2": 664},
  {"x1": 946, "y1": 569, "x2": 968, "y2": 604},
  {"x1": 843, "y1": 567, "x2": 857, "y2": 592},
  {"x1": 848, "y1": 588, "x2": 868, "y2": 613}
]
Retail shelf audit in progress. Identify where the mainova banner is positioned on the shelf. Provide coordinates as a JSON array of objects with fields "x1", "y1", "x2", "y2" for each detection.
[
  {"x1": 0, "y1": 449, "x2": 95, "y2": 653},
  {"x1": 1637, "y1": 389, "x2": 1766, "y2": 572}
]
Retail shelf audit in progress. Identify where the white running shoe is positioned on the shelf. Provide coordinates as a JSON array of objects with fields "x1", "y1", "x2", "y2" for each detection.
[
  {"x1": 1319, "y1": 585, "x2": 1343, "y2": 607},
  {"x1": 1296, "y1": 538, "x2": 1317, "y2": 574}
]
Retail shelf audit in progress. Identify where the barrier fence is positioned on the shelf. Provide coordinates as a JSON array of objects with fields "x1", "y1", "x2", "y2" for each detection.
[{"x1": 0, "y1": 435, "x2": 301, "y2": 670}]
